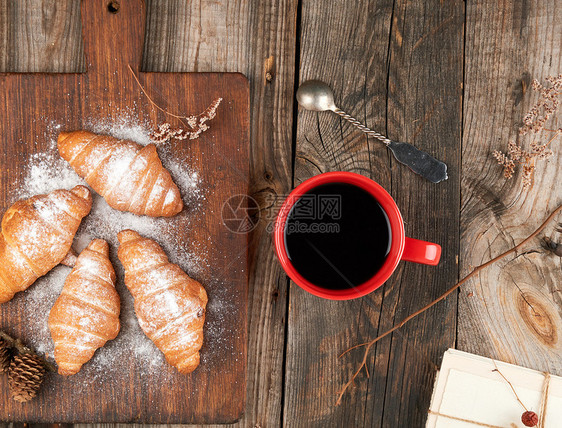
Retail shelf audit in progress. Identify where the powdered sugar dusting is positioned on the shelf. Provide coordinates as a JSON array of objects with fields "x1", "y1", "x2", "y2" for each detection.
[
  {"x1": 5, "y1": 116, "x2": 238, "y2": 386},
  {"x1": 17, "y1": 140, "x2": 85, "y2": 198},
  {"x1": 84, "y1": 114, "x2": 153, "y2": 146},
  {"x1": 166, "y1": 161, "x2": 203, "y2": 204}
]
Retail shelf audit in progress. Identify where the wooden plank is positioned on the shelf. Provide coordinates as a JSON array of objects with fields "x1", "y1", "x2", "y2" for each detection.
[
  {"x1": 1, "y1": 6, "x2": 82, "y2": 422},
  {"x1": 284, "y1": 0, "x2": 463, "y2": 426},
  {"x1": 239, "y1": 0, "x2": 297, "y2": 426},
  {"x1": 458, "y1": 1, "x2": 562, "y2": 373},
  {"x1": 142, "y1": 0, "x2": 249, "y2": 73},
  {"x1": 0, "y1": 0, "x2": 249, "y2": 423},
  {"x1": 1, "y1": 0, "x2": 297, "y2": 426},
  {"x1": 0, "y1": 2, "x2": 6, "y2": 71},
  {"x1": 0, "y1": 12, "x2": 83, "y2": 425},
  {"x1": 142, "y1": 1, "x2": 299, "y2": 427},
  {"x1": 0, "y1": 0, "x2": 84, "y2": 72}
]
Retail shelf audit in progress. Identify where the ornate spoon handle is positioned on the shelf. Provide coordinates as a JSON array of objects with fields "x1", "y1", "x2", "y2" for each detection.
[
  {"x1": 333, "y1": 108, "x2": 448, "y2": 183},
  {"x1": 296, "y1": 80, "x2": 448, "y2": 183},
  {"x1": 333, "y1": 108, "x2": 391, "y2": 145},
  {"x1": 387, "y1": 141, "x2": 448, "y2": 183}
]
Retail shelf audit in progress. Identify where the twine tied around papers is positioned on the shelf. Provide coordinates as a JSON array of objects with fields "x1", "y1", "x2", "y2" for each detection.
[{"x1": 428, "y1": 366, "x2": 552, "y2": 428}]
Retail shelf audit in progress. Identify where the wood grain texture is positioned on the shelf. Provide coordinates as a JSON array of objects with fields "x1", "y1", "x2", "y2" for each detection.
[
  {"x1": 141, "y1": 1, "x2": 298, "y2": 427},
  {"x1": 7, "y1": 0, "x2": 562, "y2": 427},
  {"x1": 458, "y1": 0, "x2": 562, "y2": 374},
  {"x1": 284, "y1": 0, "x2": 463, "y2": 426},
  {"x1": 0, "y1": 0, "x2": 249, "y2": 423},
  {"x1": 1, "y1": 0, "x2": 297, "y2": 426},
  {"x1": 0, "y1": 0, "x2": 84, "y2": 72},
  {"x1": 142, "y1": 0, "x2": 250, "y2": 73},
  {"x1": 241, "y1": 0, "x2": 297, "y2": 426}
]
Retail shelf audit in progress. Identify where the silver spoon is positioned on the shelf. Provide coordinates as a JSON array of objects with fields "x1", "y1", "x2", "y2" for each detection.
[{"x1": 296, "y1": 80, "x2": 448, "y2": 183}]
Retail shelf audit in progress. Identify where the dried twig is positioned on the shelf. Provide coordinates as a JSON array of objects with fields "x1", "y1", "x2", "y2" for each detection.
[
  {"x1": 492, "y1": 361, "x2": 528, "y2": 412},
  {"x1": 336, "y1": 204, "x2": 562, "y2": 406},
  {"x1": 128, "y1": 64, "x2": 187, "y2": 121},
  {"x1": 151, "y1": 98, "x2": 222, "y2": 143},
  {"x1": 492, "y1": 362, "x2": 543, "y2": 427},
  {"x1": 127, "y1": 64, "x2": 222, "y2": 142}
]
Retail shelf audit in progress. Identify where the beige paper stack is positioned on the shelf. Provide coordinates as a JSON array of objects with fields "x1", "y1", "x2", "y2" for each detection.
[{"x1": 427, "y1": 349, "x2": 562, "y2": 427}]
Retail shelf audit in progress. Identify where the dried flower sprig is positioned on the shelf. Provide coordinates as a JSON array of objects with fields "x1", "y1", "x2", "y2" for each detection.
[
  {"x1": 520, "y1": 75, "x2": 562, "y2": 135},
  {"x1": 151, "y1": 98, "x2": 222, "y2": 144},
  {"x1": 493, "y1": 74, "x2": 562, "y2": 188},
  {"x1": 127, "y1": 64, "x2": 222, "y2": 143}
]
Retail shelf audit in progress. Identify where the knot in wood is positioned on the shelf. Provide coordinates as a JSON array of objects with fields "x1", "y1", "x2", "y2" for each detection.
[
  {"x1": 515, "y1": 291, "x2": 558, "y2": 347},
  {"x1": 264, "y1": 56, "x2": 275, "y2": 83}
]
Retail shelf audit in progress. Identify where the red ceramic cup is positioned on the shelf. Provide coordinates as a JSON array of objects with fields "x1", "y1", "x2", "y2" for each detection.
[{"x1": 274, "y1": 171, "x2": 441, "y2": 300}]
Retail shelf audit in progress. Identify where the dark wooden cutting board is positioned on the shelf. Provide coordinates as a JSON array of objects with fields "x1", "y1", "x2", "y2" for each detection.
[{"x1": 0, "y1": 0, "x2": 248, "y2": 423}]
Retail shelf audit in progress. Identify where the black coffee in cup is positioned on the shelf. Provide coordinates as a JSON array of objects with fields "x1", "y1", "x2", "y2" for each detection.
[{"x1": 284, "y1": 182, "x2": 391, "y2": 290}]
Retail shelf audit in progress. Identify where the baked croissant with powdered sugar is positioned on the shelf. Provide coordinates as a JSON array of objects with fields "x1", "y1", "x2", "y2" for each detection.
[
  {"x1": 117, "y1": 229, "x2": 207, "y2": 374},
  {"x1": 0, "y1": 186, "x2": 92, "y2": 303},
  {"x1": 49, "y1": 239, "x2": 120, "y2": 375},
  {"x1": 58, "y1": 130, "x2": 183, "y2": 217}
]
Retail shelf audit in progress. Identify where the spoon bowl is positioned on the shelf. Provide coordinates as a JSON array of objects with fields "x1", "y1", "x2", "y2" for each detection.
[{"x1": 296, "y1": 80, "x2": 337, "y2": 112}]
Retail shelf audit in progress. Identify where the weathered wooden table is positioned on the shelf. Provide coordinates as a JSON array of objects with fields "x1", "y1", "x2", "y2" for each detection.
[{"x1": 1, "y1": 1, "x2": 561, "y2": 427}]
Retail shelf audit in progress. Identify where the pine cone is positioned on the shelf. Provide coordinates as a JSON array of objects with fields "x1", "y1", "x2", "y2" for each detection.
[
  {"x1": 8, "y1": 353, "x2": 46, "y2": 402},
  {"x1": 0, "y1": 337, "x2": 13, "y2": 373}
]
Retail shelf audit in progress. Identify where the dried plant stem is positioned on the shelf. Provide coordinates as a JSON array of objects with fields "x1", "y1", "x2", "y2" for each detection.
[
  {"x1": 493, "y1": 74, "x2": 562, "y2": 186},
  {"x1": 544, "y1": 129, "x2": 562, "y2": 146},
  {"x1": 336, "y1": 204, "x2": 562, "y2": 406},
  {"x1": 492, "y1": 361, "x2": 528, "y2": 412},
  {"x1": 127, "y1": 64, "x2": 190, "y2": 123},
  {"x1": 128, "y1": 64, "x2": 222, "y2": 142}
]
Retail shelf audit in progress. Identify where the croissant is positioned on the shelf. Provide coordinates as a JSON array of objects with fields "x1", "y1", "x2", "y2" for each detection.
[
  {"x1": 117, "y1": 229, "x2": 207, "y2": 373},
  {"x1": 58, "y1": 130, "x2": 183, "y2": 217},
  {"x1": 48, "y1": 239, "x2": 120, "y2": 375},
  {"x1": 0, "y1": 186, "x2": 92, "y2": 303}
]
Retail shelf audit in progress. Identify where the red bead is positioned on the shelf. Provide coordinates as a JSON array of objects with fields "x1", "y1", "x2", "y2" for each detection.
[{"x1": 521, "y1": 411, "x2": 539, "y2": 427}]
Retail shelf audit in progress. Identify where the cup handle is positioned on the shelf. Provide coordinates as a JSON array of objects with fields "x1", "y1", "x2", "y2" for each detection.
[{"x1": 401, "y1": 237, "x2": 441, "y2": 266}]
